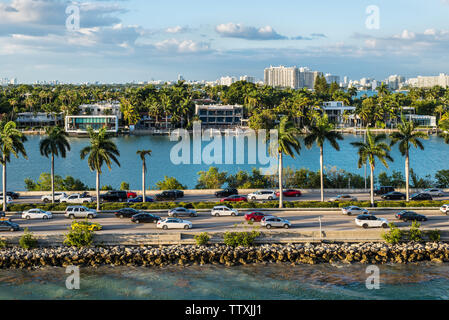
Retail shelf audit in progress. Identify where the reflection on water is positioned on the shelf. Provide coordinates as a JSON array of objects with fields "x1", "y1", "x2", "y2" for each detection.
[{"x1": 1, "y1": 263, "x2": 449, "y2": 300}]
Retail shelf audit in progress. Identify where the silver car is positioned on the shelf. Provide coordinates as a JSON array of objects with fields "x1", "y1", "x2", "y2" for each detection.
[
  {"x1": 64, "y1": 206, "x2": 97, "y2": 219},
  {"x1": 423, "y1": 188, "x2": 445, "y2": 197},
  {"x1": 261, "y1": 216, "x2": 291, "y2": 229},
  {"x1": 168, "y1": 207, "x2": 198, "y2": 217},
  {"x1": 342, "y1": 206, "x2": 369, "y2": 216}
]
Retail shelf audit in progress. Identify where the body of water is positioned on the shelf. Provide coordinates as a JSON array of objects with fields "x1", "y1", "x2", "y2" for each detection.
[
  {"x1": 1, "y1": 263, "x2": 449, "y2": 300},
  {"x1": 5, "y1": 133, "x2": 446, "y2": 191}
]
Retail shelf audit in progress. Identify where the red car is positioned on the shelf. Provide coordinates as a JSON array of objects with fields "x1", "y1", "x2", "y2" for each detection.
[
  {"x1": 276, "y1": 189, "x2": 302, "y2": 197},
  {"x1": 127, "y1": 191, "x2": 137, "y2": 199},
  {"x1": 245, "y1": 211, "x2": 267, "y2": 222},
  {"x1": 221, "y1": 195, "x2": 248, "y2": 202}
]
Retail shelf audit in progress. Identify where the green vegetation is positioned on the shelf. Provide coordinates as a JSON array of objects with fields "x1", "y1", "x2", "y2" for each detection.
[
  {"x1": 19, "y1": 228, "x2": 37, "y2": 249},
  {"x1": 120, "y1": 182, "x2": 130, "y2": 191},
  {"x1": 194, "y1": 232, "x2": 211, "y2": 246},
  {"x1": 0, "y1": 238, "x2": 7, "y2": 248},
  {"x1": 25, "y1": 172, "x2": 90, "y2": 191},
  {"x1": 426, "y1": 230, "x2": 441, "y2": 242},
  {"x1": 64, "y1": 221, "x2": 95, "y2": 247},
  {"x1": 155, "y1": 176, "x2": 187, "y2": 190},
  {"x1": 196, "y1": 167, "x2": 228, "y2": 189},
  {"x1": 223, "y1": 231, "x2": 261, "y2": 247},
  {"x1": 382, "y1": 223, "x2": 404, "y2": 244},
  {"x1": 408, "y1": 221, "x2": 423, "y2": 242}
]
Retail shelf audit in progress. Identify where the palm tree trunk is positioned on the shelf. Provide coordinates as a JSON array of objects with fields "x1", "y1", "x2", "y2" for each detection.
[
  {"x1": 370, "y1": 165, "x2": 375, "y2": 207},
  {"x1": 96, "y1": 171, "x2": 100, "y2": 212},
  {"x1": 142, "y1": 161, "x2": 146, "y2": 203},
  {"x1": 320, "y1": 146, "x2": 324, "y2": 202},
  {"x1": 51, "y1": 153, "x2": 55, "y2": 204},
  {"x1": 2, "y1": 157, "x2": 6, "y2": 212},
  {"x1": 279, "y1": 152, "x2": 284, "y2": 209},
  {"x1": 405, "y1": 150, "x2": 410, "y2": 202}
]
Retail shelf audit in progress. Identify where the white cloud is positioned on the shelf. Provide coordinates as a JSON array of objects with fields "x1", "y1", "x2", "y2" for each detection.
[
  {"x1": 165, "y1": 26, "x2": 190, "y2": 34},
  {"x1": 215, "y1": 23, "x2": 287, "y2": 40},
  {"x1": 154, "y1": 39, "x2": 211, "y2": 53}
]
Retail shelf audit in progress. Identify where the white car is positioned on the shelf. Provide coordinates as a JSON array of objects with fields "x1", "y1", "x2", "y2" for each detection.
[
  {"x1": 0, "y1": 196, "x2": 13, "y2": 205},
  {"x1": 41, "y1": 192, "x2": 68, "y2": 203},
  {"x1": 423, "y1": 188, "x2": 445, "y2": 197},
  {"x1": 22, "y1": 208, "x2": 53, "y2": 220},
  {"x1": 342, "y1": 206, "x2": 369, "y2": 216},
  {"x1": 329, "y1": 194, "x2": 358, "y2": 202},
  {"x1": 261, "y1": 216, "x2": 291, "y2": 229},
  {"x1": 247, "y1": 190, "x2": 278, "y2": 201},
  {"x1": 440, "y1": 204, "x2": 449, "y2": 215},
  {"x1": 60, "y1": 193, "x2": 93, "y2": 204},
  {"x1": 157, "y1": 218, "x2": 193, "y2": 230},
  {"x1": 64, "y1": 206, "x2": 97, "y2": 219},
  {"x1": 355, "y1": 214, "x2": 389, "y2": 229},
  {"x1": 211, "y1": 206, "x2": 238, "y2": 217}
]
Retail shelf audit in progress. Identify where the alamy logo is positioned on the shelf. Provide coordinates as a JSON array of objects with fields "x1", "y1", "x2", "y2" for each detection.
[
  {"x1": 365, "y1": 265, "x2": 380, "y2": 290},
  {"x1": 65, "y1": 266, "x2": 80, "y2": 290},
  {"x1": 170, "y1": 122, "x2": 278, "y2": 175},
  {"x1": 66, "y1": 5, "x2": 80, "y2": 32},
  {"x1": 365, "y1": 5, "x2": 380, "y2": 30}
]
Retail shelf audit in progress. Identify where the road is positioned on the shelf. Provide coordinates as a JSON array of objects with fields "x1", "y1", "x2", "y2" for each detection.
[{"x1": 3, "y1": 208, "x2": 449, "y2": 236}]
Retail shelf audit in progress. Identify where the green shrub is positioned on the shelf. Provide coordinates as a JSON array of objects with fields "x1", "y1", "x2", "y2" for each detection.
[
  {"x1": 223, "y1": 231, "x2": 260, "y2": 247},
  {"x1": 427, "y1": 229, "x2": 441, "y2": 242},
  {"x1": 120, "y1": 182, "x2": 130, "y2": 191},
  {"x1": 19, "y1": 228, "x2": 37, "y2": 249},
  {"x1": 382, "y1": 223, "x2": 403, "y2": 244},
  {"x1": 0, "y1": 238, "x2": 7, "y2": 248},
  {"x1": 194, "y1": 232, "x2": 211, "y2": 246},
  {"x1": 408, "y1": 221, "x2": 423, "y2": 242},
  {"x1": 64, "y1": 223, "x2": 94, "y2": 248}
]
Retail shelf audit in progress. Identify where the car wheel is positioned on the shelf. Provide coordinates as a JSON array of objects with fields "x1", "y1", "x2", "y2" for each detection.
[
  {"x1": 25, "y1": 216, "x2": 30, "y2": 220},
  {"x1": 162, "y1": 225, "x2": 168, "y2": 230},
  {"x1": 362, "y1": 224, "x2": 368, "y2": 229},
  {"x1": 120, "y1": 214, "x2": 124, "y2": 219},
  {"x1": 266, "y1": 224, "x2": 272, "y2": 229},
  {"x1": 135, "y1": 220, "x2": 140, "y2": 224},
  {"x1": 284, "y1": 224, "x2": 290, "y2": 229},
  {"x1": 231, "y1": 213, "x2": 236, "y2": 217},
  {"x1": 382, "y1": 223, "x2": 388, "y2": 229},
  {"x1": 10, "y1": 228, "x2": 14, "y2": 232},
  {"x1": 43, "y1": 216, "x2": 48, "y2": 220},
  {"x1": 43, "y1": 198, "x2": 49, "y2": 203},
  {"x1": 215, "y1": 213, "x2": 220, "y2": 217},
  {"x1": 190, "y1": 213, "x2": 195, "y2": 217},
  {"x1": 69, "y1": 214, "x2": 75, "y2": 219},
  {"x1": 251, "y1": 197, "x2": 256, "y2": 201},
  {"x1": 184, "y1": 225, "x2": 189, "y2": 230},
  {"x1": 251, "y1": 218, "x2": 255, "y2": 222},
  {"x1": 87, "y1": 214, "x2": 93, "y2": 219},
  {"x1": 296, "y1": 194, "x2": 300, "y2": 197},
  {"x1": 268, "y1": 196, "x2": 273, "y2": 200}
]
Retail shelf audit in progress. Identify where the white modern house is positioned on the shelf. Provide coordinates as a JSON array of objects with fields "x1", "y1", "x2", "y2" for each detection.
[
  {"x1": 321, "y1": 101, "x2": 356, "y2": 125},
  {"x1": 195, "y1": 104, "x2": 244, "y2": 127},
  {"x1": 78, "y1": 101, "x2": 121, "y2": 118},
  {"x1": 65, "y1": 115, "x2": 119, "y2": 135}
]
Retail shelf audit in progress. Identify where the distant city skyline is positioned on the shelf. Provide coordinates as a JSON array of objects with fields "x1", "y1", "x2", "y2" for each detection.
[{"x1": 2, "y1": 0, "x2": 449, "y2": 83}]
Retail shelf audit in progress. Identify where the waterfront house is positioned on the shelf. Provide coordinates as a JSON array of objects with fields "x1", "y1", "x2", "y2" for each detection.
[
  {"x1": 195, "y1": 104, "x2": 244, "y2": 128},
  {"x1": 321, "y1": 101, "x2": 356, "y2": 126},
  {"x1": 78, "y1": 101, "x2": 122, "y2": 119},
  {"x1": 16, "y1": 112, "x2": 63, "y2": 128},
  {"x1": 65, "y1": 115, "x2": 119, "y2": 135}
]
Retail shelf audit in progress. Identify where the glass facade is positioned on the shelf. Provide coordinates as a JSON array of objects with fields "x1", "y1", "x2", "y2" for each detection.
[{"x1": 66, "y1": 116, "x2": 118, "y2": 133}]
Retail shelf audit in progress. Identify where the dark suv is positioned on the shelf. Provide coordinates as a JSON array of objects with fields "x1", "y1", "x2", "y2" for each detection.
[
  {"x1": 155, "y1": 191, "x2": 177, "y2": 201},
  {"x1": 100, "y1": 190, "x2": 128, "y2": 202},
  {"x1": 171, "y1": 190, "x2": 184, "y2": 198},
  {"x1": 215, "y1": 188, "x2": 238, "y2": 198},
  {"x1": 374, "y1": 186, "x2": 395, "y2": 196},
  {"x1": 410, "y1": 193, "x2": 433, "y2": 201}
]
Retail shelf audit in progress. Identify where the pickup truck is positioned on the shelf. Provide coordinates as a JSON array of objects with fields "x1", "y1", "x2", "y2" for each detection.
[
  {"x1": 41, "y1": 192, "x2": 68, "y2": 203},
  {"x1": 60, "y1": 193, "x2": 93, "y2": 204}
]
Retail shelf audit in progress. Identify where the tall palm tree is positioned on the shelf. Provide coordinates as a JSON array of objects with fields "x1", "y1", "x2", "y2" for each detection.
[
  {"x1": 136, "y1": 150, "x2": 152, "y2": 203},
  {"x1": 351, "y1": 130, "x2": 393, "y2": 206},
  {"x1": 305, "y1": 115, "x2": 344, "y2": 202},
  {"x1": 0, "y1": 121, "x2": 27, "y2": 211},
  {"x1": 80, "y1": 127, "x2": 120, "y2": 211},
  {"x1": 390, "y1": 116, "x2": 428, "y2": 201},
  {"x1": 270, "y1": 116, "x2": 301, "y2": 208},
  {"x1": 39, "y1": 127, "x2": 71, "y2": 204}
]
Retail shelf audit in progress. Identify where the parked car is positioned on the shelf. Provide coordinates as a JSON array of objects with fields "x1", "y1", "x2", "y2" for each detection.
[
  {"x1": 211, "y1": 206, "x2": 238, "y2": 217},
  {"x1": 395, "y1": 210, "x2": 428, "y2": 222},
  {"x1": 221, "y1": 195, "x2": 248, "y2": 202},
  {"x1": 41, "y1": 192, "x2": 68, "y2": 203},
  {"x1": 0, "y1": 220, "x2": 19, "y2": 232},
  {"x1": 131, "y1": 213, "x2": 161, "y2": 224},
  {"x1": 155, "y1": 191, "x2": 177, "y2": 201},
  {"x1": 410, "y1": 193, "x2": 433, "y2": 201},
  {"x1": 245, "y1": 211, "x2": 269, "y2": 222},
  {"x1": 215, "y1": 188, "x2": 238, "y2": 198},
  {"x1": 22, "y1": 208, "x2": 53, "y2": 220},
  {"x1": 374, "y1": 186, "x2": 395, "y2": 196},
  {"x1": 276, "y1": 189, "x2": 302, "y2": 197},
  {"x1": 440, "y1": 204, "x2": 449, "y2": 215},
  {"x1": 247, "y1": 190, "x2": 278, "y2": 201},
  {"x1": 423, "y1": 188, "x2": 445, "y2": 197},
  {"x1": 114, "y1": 208, "x2": 142, "y2": 219},
  {"x1": 381, "y1": 192, "x2": 406, "y2": 200},
  {"x1": 168, "y1": 207, "x2": 198, "y2": 217},
  {"x1": 100, "y1": 191, "x2": 128, "y2": 203},
  {"x1": 355, "y1": 214, "x2": 389, "y2": 229},
  {"x1": 157, "y1": 218, "x2": 192, "y2": 230},
  {"x1": 171, "y1": 190, "x2": 184, "y2": 198},
  {"x1": 127, "y1": 196, "x2": 154, "y2": 203},
  {"x1": 126, "y1": 191, "x2": 137, "y2": 199},
  {"x1": 0, "y1": 192, "x2": 19, "y2": 200},
  {"x1": 64, "y1": 206, "x2": 97, "y2": 219},
  {"x1": 60, "y1": 193, "x2": 93, "y2": 204},
  {"x1": 0, "y1": 196, "x2": 13, "y2": 205},
  {"x1": 329, "y1": 194, "x2": 357, "y2": 202},
  {"x1": 341, "y1": 206, "x2": 369, "y2": 216},
  {"x1": 261, "y1": 216, "x2": 291, "y2": 229}
]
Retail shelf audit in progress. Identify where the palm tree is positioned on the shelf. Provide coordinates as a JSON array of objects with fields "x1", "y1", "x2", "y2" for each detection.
[
  {"x1": 351, "y1": 130, "x2": 393, "y2": 206},
  {"x1": 305, "y1": 115, "x2": 344, "y2": 202},
  {"x1": 270, "y1": 116, "x2": 301, "y2": 208},
  {"x1": 80, "y1": 127, "x2": 120, "y2": 211},
  {"x1": 0, "y1": 121, "x2": 27, "y2": 211},
  {"x1": 39, "y1": 127, "x2": 71, "y2": 204},
  {"x1": 390, "y1": 116, "x2": 428, "y2": 201},
  {"x1": 136, "y1": 150, "x2": 152, "y2": 203}
]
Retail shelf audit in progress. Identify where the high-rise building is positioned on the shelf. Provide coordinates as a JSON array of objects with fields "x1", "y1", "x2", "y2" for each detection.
[
  {"x1": 409, "y1": 74, "x2": 449, "y2": 88},
  {"x1": 299, "y1": 67, "x2": 322, "y2": 89},
  {"x1": 219, "y1": 76, "x2": 237, "y2": 86},
  {"x1": 387, "y1": 75, "x2": 405, "y2": 90},
  {"x1": 264, "y1": 66, "x2": 300, "y2": 89},
  {"x1": 325, "y1": 73, "x2": 340, "y2": 85},
  {"x1": 240, "y1": 75, "x2": 256, "y2": 83}
]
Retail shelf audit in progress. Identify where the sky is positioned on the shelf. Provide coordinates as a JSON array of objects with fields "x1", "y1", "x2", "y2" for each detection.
[{"x1": 1, "y1": 0, "x2": 449, "y2": 83}]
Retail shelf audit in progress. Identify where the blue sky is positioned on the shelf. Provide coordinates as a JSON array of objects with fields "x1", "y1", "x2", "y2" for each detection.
[{"x1": 1, "y1": 0, "x2": 449, "y2": 83}]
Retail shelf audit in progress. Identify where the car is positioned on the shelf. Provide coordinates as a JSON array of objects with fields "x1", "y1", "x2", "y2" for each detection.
[
  {"x1": 221, "y1": 195, "x2": 248, "y2": 202},
  {"x1": 168, "y1": 207, "x2": 198, "y2": 217},
  {"x1": 341, "y1": 206, "x2": 369, "y2": 216},
  {"x1": 423, "y1": 188, "x2": 445, "y2": 197},
  {"x1": 171, "y1": 190, "x2": 185, "y2": 198},
  {"x1": 64, "y1": 206, "x2": 97, "y2": 219},
  {"x1": 381, "y1": 191, "x2": 406, "y2": 200},
  {"x1": 41, "y1": 192, "x2": 68, "y2": 203},
  {"x1": 261, "y1": 216, "x2": 291, "y2": 229},
  {"x1": 276, "y1": 189, "x2": 302, "y2": 198},
  {"x1": 247, "y1": 190, "x2": 278, "y2": 201},
  {"x1": 395, "y1": 210, "x2": 428, "y2": 222},
  {"x1": 131, "y1": 213, "x2": 161, "y2": 224},
  {"x1": 126, "y1": 191, "x2": 137, "y2": 199},
  {"x1": 215, "y1": 188, "x2": 238, "y2": 198},
  {"x1": 155, "y1": 191, "x2": 177, "y2": 201},
  {"x1": 0, "y1": 192, "x2": 19, "y2": 200},
  {"x1": 440, "y1": 204, "x2": 449, "y2": 215},
  {"x1": 0, "y1": 196, "x2": 13, "y2": 205},
  {"x1": 127, "y1": 196, "x2": 154, "y2": 203},
  {"x1": 114, "y1": 208, "x2": 142, "y2": 219},
  {"x1": 410, "y1": 193, "x2": 433, "y2": 201},
  {"x1": 100, "y1": 190, "x2": 128, "y2": 203},
  {"x1": 211, "y1": 206, "x2": 239, "y2": 217},
  {"x1": 374, "y1": 186, "x2": 395, "y2": 196},
  {"x1": 21, "y1": 208, "x2": 53, "y2": 220},
  {"x1": 355, "y1": 214, "x2": 389, "y2": 229},
  {"x1": 0, "y1": 220, "x2": 19, "y2": 232},
  {"x1": 329, "y1": 194, "x2": 358, "y2": 202},
  {"x1": 0, "y1": 212, "x2": 5, "y2": 218},
  {"x1": 245, "y1": 211, "x2": 269, "y2": 222},
  {"x1": 60, "y1": 193, "x2": 93, "y2": 204},
  {"x1": 157, "y1": 218, "x2": 193, "y2": 230}
]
